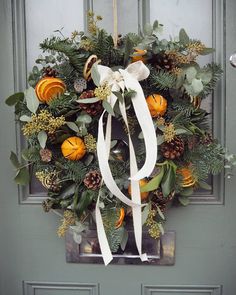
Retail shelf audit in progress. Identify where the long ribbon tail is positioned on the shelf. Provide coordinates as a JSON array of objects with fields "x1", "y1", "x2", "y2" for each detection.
[
  {"x1": 119, "y1": 100, "x2": 148, "y2": 261},
  {"x1": 121, "y1": 69, "x2": 157, "y2": 181}
]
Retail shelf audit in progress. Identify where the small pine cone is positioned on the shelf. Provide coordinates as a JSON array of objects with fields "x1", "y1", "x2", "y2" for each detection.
[
  {"x1": 42, "y1": 198, "x2": 54, "y2": 212},
  {"x1": 151, "y1": 53, "x2": 176, "y2": 71},
  {"x1": 39, "y1": 148, "x2": 52, "y2": 162},
  {"x1": 187, "y1": 135, "x2": 199, "y2": 150},
  {"x1": 152, "y1": 189, "x2": 175, "y2": 212},
  {"x1": 49, "y1": 180, "x2": 62, "y2": 193},
  {"x1": 79, "y1": 90, "x2": 103, "y2": 116},
  {"x1": 161, "y1": 136, "x2": 185, "y2": 159},
  {"x1": 74, "y1": 78, "x2": 87, "y2": 93},
  {"x1": 43, "y1": 66, "x2": 57, "y2": 77},
  {"x1": 199, "y1": 133, "x2": 213, "y2": 146},
  {"x1": 84, "y1": 170, "x2": 102, "y2": 190}
]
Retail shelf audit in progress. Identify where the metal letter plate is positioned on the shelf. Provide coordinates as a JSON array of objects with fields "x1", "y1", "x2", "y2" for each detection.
[{"x1": 65, "y1": 229, "x2": 175, "y2": 265}]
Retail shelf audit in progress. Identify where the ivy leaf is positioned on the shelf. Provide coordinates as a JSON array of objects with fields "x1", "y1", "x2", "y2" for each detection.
[
  {"x1": 179, "y1": 28, "x2": 190, "y2": 45},
  {"x1": 161, "y1": 166, "x2": 176, "y2": 197},
  {"x1": 66, "y1": 122, "x2": 79, "y2": 132},
  {"x1": 19, "y1": 115, "x2": 32, "y2": 122},
  {"x1": 37, "y1": 130, "x2": 47, "y2": 149},
  {"x1": 102, "y1": 100, "x2": 115, "y2": 116},
  {"x1": 5, "y1": 92, "x2": 24, "y2": 106},
  {"x1": 24, "y1": 87, "x2": 39, "y2": 114},
  {"x1": 10, "y1": 151, "x2": 20, "y2": 168},
  {"x1": 91, "y1": 63, "x2": 100, "y2": 87},
  {"x1": 75, "y1": 190, "x2": 95, "y2": 217},
  {"x1": 198, "y1": 181, "x2": 212, "y2": 191},
  {"x1": 112, "y1": 91, "x2": 124, "y2": 103},
  {"x1": 141, "y1": 167, "x2": 164, "y2": 192},
  {"x1": 14, "y1": 167, "x2": 30, "y2": 185},
  {"x1": 178, "y1": 195, "x2": 190, "y2": 206}
]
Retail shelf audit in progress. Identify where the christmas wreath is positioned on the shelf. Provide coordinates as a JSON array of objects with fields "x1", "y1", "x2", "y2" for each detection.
[{"x1": 6, "y1": 13, "x2": 236, "y2": 264}]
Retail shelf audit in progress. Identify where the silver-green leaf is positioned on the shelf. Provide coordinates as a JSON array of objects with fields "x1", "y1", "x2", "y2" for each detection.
[{"x1": 25, "y1": 87, "x2": 39, "y2": 114}]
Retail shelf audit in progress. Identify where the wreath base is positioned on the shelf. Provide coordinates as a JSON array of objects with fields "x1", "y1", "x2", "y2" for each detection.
[{"x1": 65, "y1": 229, "x2": 175, "y2": 265}]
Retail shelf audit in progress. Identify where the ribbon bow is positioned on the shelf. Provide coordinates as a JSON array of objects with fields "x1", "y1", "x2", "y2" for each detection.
[{"x1": 95, "y1": 61, "x2": 157, "y2": 265}]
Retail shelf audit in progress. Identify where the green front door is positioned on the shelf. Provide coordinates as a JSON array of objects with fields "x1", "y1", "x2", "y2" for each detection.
[{"x1": 1, "y1": 0, "x2": 236, "y2": 294}]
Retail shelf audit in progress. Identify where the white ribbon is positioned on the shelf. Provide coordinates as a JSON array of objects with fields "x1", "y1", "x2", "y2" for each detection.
[{"x1": 95, "y1": 61, "x2": 157, "y2": 265}]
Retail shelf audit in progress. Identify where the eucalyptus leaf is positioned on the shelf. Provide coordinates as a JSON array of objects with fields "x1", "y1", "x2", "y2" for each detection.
[
  {"x1": 161, "y1": 166, "x2": 176, "y2": 197},
  {"x1": 91, "y1": 63, "x2": 101, "y2": 87},
  {"x1": 66, "y1": 122, "x2": 79, "y2": 132},
  {"x1": 157, "y1": 206, "x2": 165, "y2": 220},
  {"x1": 142, "y1": 204, "x2": 150, "y2": 225},
  {"x1": 102, "y1": 100, "x2": 115, "y2": 116},
  {"x1": 19, "y1": 115, "x2": 32, "y2": 122},
  {"x1": 178, "y1": 195, "x2": 190, "y2": 206},
  {"x1": 198, "y1": 181, "x2": 212, "y2": 191},
  {"x1": 37, "y1": 130, "x2": 47, "y2": 149},
  {"x1": 157, "y1": 135, "x2": 164, "y2": 145},
  {"x1": 77, "y1": 97, "x2": 100, "y2": 104},
  {"x1": 144, "y1": 23, "x2": 153, "y2": 36},
  {"x1": 5, "y1": 92, "x2": 24, "y2": 106},
  {"x1": 76, "y1": 114, "x2": 92, "y2": 124},
  {"x1": 10, "y1": 151, "x2": 20, "y2": 168},
  {"x1": 25, "y1": 87, "x2": 39, "y2": 114},
  {"x1": 158, "y1": 223, "x2": 165, "y2": 235},
  {"x1": 120, "y1": 229, "x2": 129, "y2": 251},
  {"x1": 191, "y1": 78, "x2": 204, "y2": 94},
  {"x1": 14, "y1": 167, "x2": 30, "y2": 185},
  {"x1": 200, "y1": 47, "x2": 215, "y2": 55},
  {"x1": 141, "y1": 167, "x2": 164, "y2": 192},
  {"x1": 73, "y1": 232, "x2": 82, "y2": 244},
  {"x1": 180, "y1": 187, "x2": 194, "y2": 196},
  {"x1": 186, "y1": 67, "x2": 197, "y2": 83},
  {"x1": 179, "y1": 28, "x2": 190, "y2": 45}
]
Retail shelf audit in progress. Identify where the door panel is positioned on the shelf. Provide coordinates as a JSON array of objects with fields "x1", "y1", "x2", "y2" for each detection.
[{"x1": 1, "y1": 0, "x2": 236, "y2": 295}]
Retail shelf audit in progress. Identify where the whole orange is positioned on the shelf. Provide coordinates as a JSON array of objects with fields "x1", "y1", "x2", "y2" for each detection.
[
  {"x1": 128, "y1": 179, "x2": 149, "y2": 201},
  {"x1": 61, "y1": 136, "x2": 86, "y2": 161},
  {"x1": 146, "y1": 94, "x2": 167, "y2": 117}
]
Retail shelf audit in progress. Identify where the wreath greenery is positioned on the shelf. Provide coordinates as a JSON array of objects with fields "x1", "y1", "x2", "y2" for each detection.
[{"x1": 6, "y1": 13, "x2": 236, "y2": 260}]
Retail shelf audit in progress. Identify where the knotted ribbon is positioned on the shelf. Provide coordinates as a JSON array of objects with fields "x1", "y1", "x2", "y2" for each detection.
[{"x1": 95, "y1": 61, "x2": 157, "y2": 265}]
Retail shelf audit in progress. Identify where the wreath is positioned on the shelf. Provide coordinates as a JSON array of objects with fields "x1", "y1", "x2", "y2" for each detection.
[{"x1": 6, "y1": 13, "x2": 236, "y2": 264}]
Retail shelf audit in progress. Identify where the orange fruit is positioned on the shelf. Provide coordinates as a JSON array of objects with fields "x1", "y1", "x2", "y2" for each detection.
[
  {"x1": 61, "y1": 136, "x2": 86, "y2": 161},
  {"x1": 128, "y1": 179, "x2": 149, "y2": 201},
  {"x1": 115, "y1": 208, "x2": 125, "y2": 228},
  {"x1": 146, "y1": 94, "x2": 167, "y2": 117},
  {"x1": 131, "y1": 49, "x2": 147, "y2": 63},
  {"x1": 35, "y1": 77, "x2": 66, "y2": 103}
]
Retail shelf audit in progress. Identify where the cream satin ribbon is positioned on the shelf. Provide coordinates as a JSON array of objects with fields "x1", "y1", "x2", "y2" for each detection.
[{"x1": 95, "y1": 61, "x2": 157, "y2": 265}]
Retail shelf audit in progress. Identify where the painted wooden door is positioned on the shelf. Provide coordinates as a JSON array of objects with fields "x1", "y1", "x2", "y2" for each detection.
[{"x1": 1, "y1": 0, "x2": 236, "y2": 294}]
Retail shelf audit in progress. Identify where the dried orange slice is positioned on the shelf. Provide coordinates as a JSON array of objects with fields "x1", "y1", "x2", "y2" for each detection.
[
  {"x1": 128, "y1": 179, "x2": 149, "y2": 201},
  {"x1": 61, "y1": 136, "x2": 86, "y2": 161},
  {"x1": 115, "y1": 208, "x2": 125, "y2": 228},
  {"x1": 83, "y1": 55, "x2": 101, "y2": 81}
]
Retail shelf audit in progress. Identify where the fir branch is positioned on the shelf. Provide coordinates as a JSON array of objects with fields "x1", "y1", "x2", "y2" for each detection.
[
  {"x1": 40, "y1": 37, "x2": 88, "y2": 75},
  {"x1": 148, "y1": 67, "x2": 176, "y2": 91}
]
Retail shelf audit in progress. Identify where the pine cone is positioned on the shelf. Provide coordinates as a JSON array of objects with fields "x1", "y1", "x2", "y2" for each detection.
[
  {"x1": 79, "y1": 90, "x2": 103, "y2": 116},
  {"x1": 43, "y1": 66, "x2": 57, "y2": 77},
  {"x1": 39, "y1": 148, "x2": 52, "y2": 162},
  {"x1": 152, "y1": 189, "x2": 175, "y2": 212},
  {"x1": 151, "y1": 52, "x2": 176, "y2": 71},
  {"x1": 161, "y1": 136, "x2": 185, "y2": 159},
  {"x1": 42, "y1": 198, "x2": 54, "y2": 212},
  {"x1": 84, "y1": 170, "x2": 102, "y2": 190},
  {"x1": 199, "y1": 133, "x2": 213, "y2": 146}
]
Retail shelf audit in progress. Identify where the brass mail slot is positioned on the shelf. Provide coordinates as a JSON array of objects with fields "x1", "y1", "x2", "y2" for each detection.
[{"x1": 65, "y1": 229, "x2": 175, "y2": 265}]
